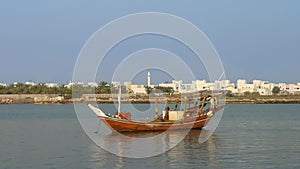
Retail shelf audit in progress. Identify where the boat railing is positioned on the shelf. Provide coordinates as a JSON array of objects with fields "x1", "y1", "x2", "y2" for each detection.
[{"x1": 154, "y1": 94, "x2": 216, "y2": 121}]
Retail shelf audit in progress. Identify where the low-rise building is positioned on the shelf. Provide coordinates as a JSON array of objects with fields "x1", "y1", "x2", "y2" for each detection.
[
  {"x1": 25, "y1": 81, "x2": 35, "y2": 86},
  {"x1": 66, "y1": 81, "x2": 84, "y2": 88},
  {"x1": 45, "y1": 83, "x2": 59, "y2": 88},
  {"x1": 158, "y1": 80, "x2": 183, "y2": 93},
  {"x1": 234, "y1": 79, "x2": 275, "y2": 95},
  {"x1": 87, "y1": 82, "x2": 98, "y2": 87},
  {"x1": 0, "y1": 83, "x2": 7, "y2": 87},
  {"x1": 130, "y1": 84, "x2": 146, "y2": 94}
]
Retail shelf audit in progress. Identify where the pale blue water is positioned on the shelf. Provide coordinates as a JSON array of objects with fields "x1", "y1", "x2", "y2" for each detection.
[{"x1": 0, "y1": 104, "x2": 300, "y2": 169}]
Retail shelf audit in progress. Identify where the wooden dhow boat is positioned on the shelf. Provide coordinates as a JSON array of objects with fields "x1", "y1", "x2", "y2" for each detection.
[{"x1": 88, "y1": 94, "x2": 224, "y2": 132}]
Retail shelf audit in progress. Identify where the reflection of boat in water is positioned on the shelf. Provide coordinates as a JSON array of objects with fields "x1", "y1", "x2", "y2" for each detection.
[
  {"x1": 117, "y1": 128, "x2": 205, "y2": 139},
  {"x1": 88, "y1": 94, "x2": 224, "y2": 132}
]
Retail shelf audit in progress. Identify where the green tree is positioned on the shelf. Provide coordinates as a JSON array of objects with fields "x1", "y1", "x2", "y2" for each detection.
[
  {"x1": 226, "y1": 91, "x2": 234, "y2": 97},
  {"x1": 96, "y1": 81, "x2": 111, "y2": 94},
  {"x1": 145, "y1": 86, "x2": 152, "y2": 94},
  {"x1": 71, "y1": 84, "x2": 86, "y2": 98},
  {"x1": 272, "y1": 86, "x2": 280, "y2": 95},
  {"x1": 152, "y1": 86, "x2": 174, "y2": 95}
]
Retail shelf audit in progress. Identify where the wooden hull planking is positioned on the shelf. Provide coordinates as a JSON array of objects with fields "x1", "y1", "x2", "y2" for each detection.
[{"x1": 99, "y1": 106, "x2": 224, "y2": 132}]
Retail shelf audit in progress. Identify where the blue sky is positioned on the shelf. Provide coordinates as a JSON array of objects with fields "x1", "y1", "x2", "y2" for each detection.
[{"x1": 0, "y1": 1, "x2": 299, "y2": 84}]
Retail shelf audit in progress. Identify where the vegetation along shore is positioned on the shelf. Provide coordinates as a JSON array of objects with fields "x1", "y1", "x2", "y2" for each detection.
[{"x1": 0, "y1": 82, "x2": 299, "y2": 104}]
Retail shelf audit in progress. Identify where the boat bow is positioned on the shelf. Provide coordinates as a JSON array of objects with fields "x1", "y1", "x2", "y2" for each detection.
[{"x1": 88, "y1": 104, "x2": 108, "y2": 117}]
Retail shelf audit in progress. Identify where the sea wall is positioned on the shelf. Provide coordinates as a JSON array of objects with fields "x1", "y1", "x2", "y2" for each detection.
[
  {"x1": 226, "y1": 97, "x2": 300, "y2": 104},
  {"x1": 0, "y1": 94, "x2": 300, "y2": 104},
  {"x1": 0, "y1": 94, "x2": 66, "y2": 104}
]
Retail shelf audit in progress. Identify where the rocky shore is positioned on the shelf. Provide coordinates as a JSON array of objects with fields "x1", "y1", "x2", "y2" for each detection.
[
  {"x1": 0, "y1": 94, "x2": 69, "y2": 104},
  {"x1": 225, "y1": 98, "x2": 300, "y2": 104},
  {"x1": 0, "y1": 94, "x2": 300, "y2": 104}
]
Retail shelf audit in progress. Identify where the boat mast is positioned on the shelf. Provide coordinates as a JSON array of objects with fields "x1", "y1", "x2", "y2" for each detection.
[
  {"x1": 117, "y1": 85, "x2": 121, "y2": 116},
  {"x1": 155, "y1": 98, "x2": 158, "y2": 119},
  {"x1": 164, "y1": 99, "x2": 169, "y2": 120},
  {"x1": 184, "y1": 96, "x2": 187, "y2": 112}
]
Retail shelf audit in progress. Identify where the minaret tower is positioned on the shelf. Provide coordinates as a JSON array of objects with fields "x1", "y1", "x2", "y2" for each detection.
[{"x1": 147, "y1": 72, "x2": 151, "y2": 86}]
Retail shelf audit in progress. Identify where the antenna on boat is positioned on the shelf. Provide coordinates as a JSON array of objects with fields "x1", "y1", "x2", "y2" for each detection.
[
  {"x1": 117, "y1": 85, "x2": 121, "y2": 117},
  {"x1": 155, "y1": 98, "x2": 158, "y2": 119}
]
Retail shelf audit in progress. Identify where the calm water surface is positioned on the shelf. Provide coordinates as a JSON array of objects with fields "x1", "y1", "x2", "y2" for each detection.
[{"x1": 0, "y1": 104, "x2": 300, "y2": 169}]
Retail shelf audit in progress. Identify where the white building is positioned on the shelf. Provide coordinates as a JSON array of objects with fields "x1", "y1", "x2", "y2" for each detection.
[
  {"x1": 235, "y1": 79, "x2": 274, "y2": 95},
  {"x1": 106, "y1": 75, "x2": 300, "y2": 96},
  {"x1": 271, "y1": 82, "x2": 300, "y2": 95},
  {"x1": 123, "y1": 82, "x2": 147, "y2": 94},
  {"x1": 173, "y1": 80, "x2": 183, "y2": 93},
  {"x1": 193, "y1": 80, "x2": 220, "y2": 91},
  {"x1": 130, "y1": 84, "x2": 146, "y2": 94},
  {"x1": 180, "y1": 83, "x2": 196, "y2": 92},
  {"x1": 292, "y1": 84, "x2": 300, "y2": 94},
  {"x1": 114, "y1": 79, "x2": 300, "y2": 95},
  {"x1": 0, "y1": 83, "x2": 7, "y2": 87},
  {"x1": 252, "y1": 80, "x2": 274, "y2": 95},
  {"x1": 158, "y1": 82, "x2": 174, "y2": 88},
  {"x1": 87, "y1": 82, "x2": 98, "y2": 87},
  {"x1": 214, "y1": 80, "x2": 229, "y2": 91},
  {"x1": 158, "y1": 80, "x2": 183, "y2": 93},
  {"x1": 237, "y1": 79, "x2": 247, "y2": 89},
  {"x1": 286, "y1": 84, "x2": 300, "y2": 94},
  {"x1": 45, "y1": 83, "x2": 59, "y2": 88},
  {"x1": 66, "y1": 81, "x2": 84, "y2": 88},
  {"x1": 193, "y1": 80, "x2": 208, "y2": 91},
  {"x1": 25, "y1": 81, "x2": 35, "y2": 86},
  {"x1": 224, "y1": 80, "x2": 237, "y2": 93},
  {"x1": 260, "y1": 82, "x2": 274, "y2": 95}
]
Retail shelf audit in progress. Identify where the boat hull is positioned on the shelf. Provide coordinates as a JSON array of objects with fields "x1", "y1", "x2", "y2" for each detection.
[
  {"x1": 100, "y1": 117, "x2": 204, "y2": 132},
  {"x1": 99, "y1": 106, "x2": 224, "y2": 132}
]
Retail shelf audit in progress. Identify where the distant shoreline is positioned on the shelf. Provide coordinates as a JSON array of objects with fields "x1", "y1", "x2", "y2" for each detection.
[{"x1": 0, "y1": 94, "x2": 300, "y2": 104}]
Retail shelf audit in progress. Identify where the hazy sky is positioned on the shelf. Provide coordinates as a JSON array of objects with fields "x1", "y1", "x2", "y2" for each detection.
[{"x1": 0, "y1": 1, "x2": 299, "y2": 84}]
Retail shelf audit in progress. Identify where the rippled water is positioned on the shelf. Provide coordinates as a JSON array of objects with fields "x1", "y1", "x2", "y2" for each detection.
[{"x1": 0, "y1": 104, "x2": 299, "y2": 169}]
